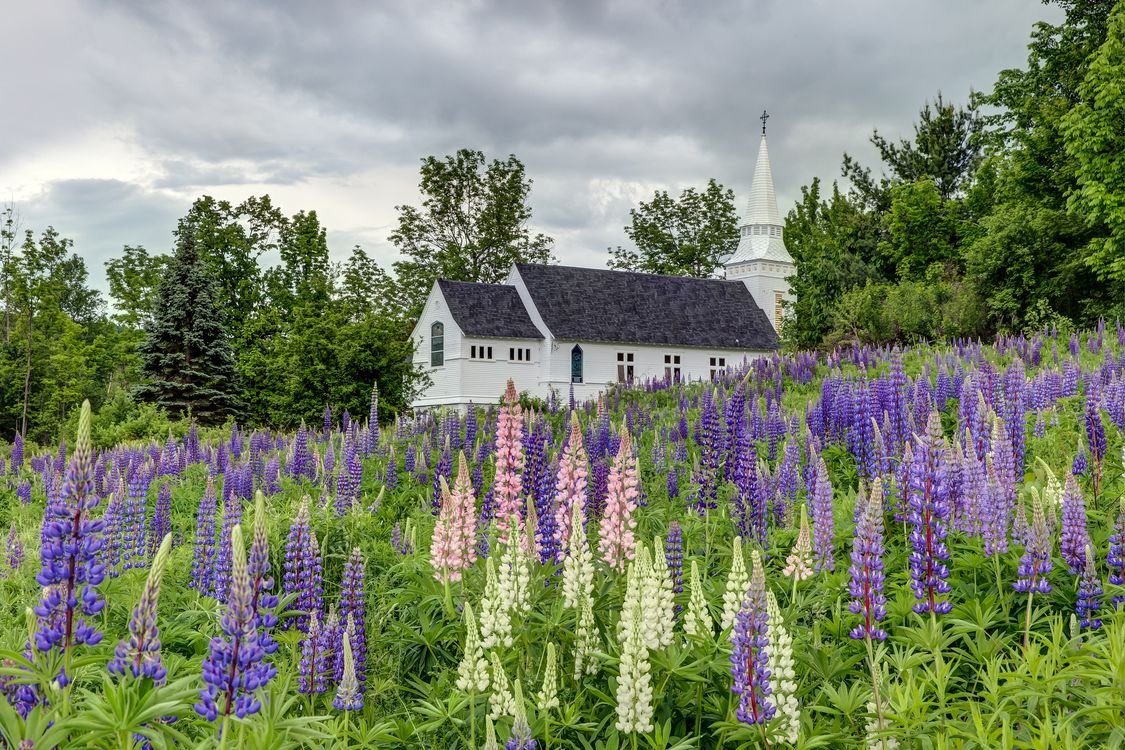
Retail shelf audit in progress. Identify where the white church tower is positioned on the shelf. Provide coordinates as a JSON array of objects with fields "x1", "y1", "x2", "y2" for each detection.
[{"x1": 725, "y1": 110, "x2": 794, "y2": 332}]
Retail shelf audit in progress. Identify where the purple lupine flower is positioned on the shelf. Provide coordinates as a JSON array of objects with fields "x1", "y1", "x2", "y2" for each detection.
[
  {"x1": 190, "y1": 477, "x2": 219, "y2": 597},
  {"x1": 774, "y1": 440, "x2": 799, "y2": 527},
  {"x1": 248, "y1": 493, "x2": 279, "y2": 668},
  {"x1": 666, "y1": 468, "x2": 679, "y2": 500},
  {"x1": 810, "y1": 457, "x2": 835, "y2": 572},
  {"x1": 390, "y1": 522, "x2": 404, "y2": 555},
  {"x1": 694, "y1": 387, "x2": 721, "y2": 512},
  {"x1": 298, "y1": 610, "x2": 329, "y2": 694},
  {"x1": 665, "y1": 522, "x2": 684, "y2": 615},
  {"x1": 1014, "y1": 494, "x2": 1052, "y2": 595},
  {"x1": 10, "y1": 432, "x2": 22, "y2": 474},
  {"x1": 1072, "y1": 447, "x2": 1088, "y2": 476},
  {"x1": 319, "y1": 607, "x2": 342, "y2": 688},
  {"x1": 1085, "y1": 393, "x2": 1107, "y2": 498},
  {"x1": 339, "y1": 548, "x2": 367, "y2": 693},
  {"x1": 908, "y1": 412, "x2": 953, "y2": 615},
  {"x1": 1106, "y1": 499, "x2": 1124, "y2": 607},
  {"x1": 6, "y1": 522, "x2": 23, "y2": 572},
  {"x1": 1076, "y1": 546, "x2": 1103, "y2": 630},
  {"x1": 150, "y1": 484, "x2": 172, "y2": 558},
  {"x1": 332, "y1": 626, "x2": 363, "y2": 712},
  {"x1": 215, "y1": 494, "x2": 243, "y2": 603},
  {"x1": 1059, "y1": 475, "x2": 1090, "y2": 575},
  {"x1": 385, "y1": 446, "x2": 398, "y2": 491},
  {"x1": 282, "y1": 497, "x2": 323, "y2": 632},
  {"x1": 196, "y1": 526, "x2": 270, "y2": 724},
  {"x1": 290, "y1": 425, "x2": 313, "y2": 481},
  {"x1": 34, "y1": 401, "x2": 106, "y2": 675},
  {"x1": 730, "y1": 557, "x2": 774, "y2": 725},
  {"x1": 109, "y1": 534, "x2": 172, "y2": 682},
  {"x1": 848, "y1": 480, "x2": 888, "y2": 641},
  {"x1": 323, "y1": 404, "x2": 333, "y2": 439},
  {"x1": 1002, "y1": 359, "x2": 1026, "y2": 475},
  {"x1": 123, "y1": 465, "x2": 150, "y2": 569},
  {"x1": 15, "y1": 480, "x2": 30, "y2": 506},
  {"x1": 431, "y1": 441, "x2": 453, "y2": 515}
]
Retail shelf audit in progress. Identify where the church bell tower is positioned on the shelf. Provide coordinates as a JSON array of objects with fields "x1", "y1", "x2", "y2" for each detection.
[{"x1": 725, "y1": 111, "x2": 794, "y2": 333}]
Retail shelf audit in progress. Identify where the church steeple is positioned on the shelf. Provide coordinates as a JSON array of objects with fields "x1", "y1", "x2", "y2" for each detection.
[{"x1": 726, "y1": 119, "x2": 794, "y2": 332}]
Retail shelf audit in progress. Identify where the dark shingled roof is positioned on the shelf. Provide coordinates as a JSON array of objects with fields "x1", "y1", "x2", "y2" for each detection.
[
  {"x1": 515, "y1": 263, "x2": 779, "y2": 350},
  {"x1": 437, "y1": 279, "x2": 543, "y2": 339}
]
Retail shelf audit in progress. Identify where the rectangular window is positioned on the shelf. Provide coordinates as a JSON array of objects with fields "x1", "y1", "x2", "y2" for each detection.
[
  {"x1": 524, "y1": 348, "x2": 531, "y2": 361},
  {"x1": 510, "y1": 347, "x2": 516, "y2": 361},
  {"x1": 774, "y1": 292, "x2": 784, "y2": 331},
  {"x1": 471, "y1": 345, "x2": 477, "y2": 359},
  {"x1": 487, "y1": 346, "x2": 493, "y2": 359},
  {"x1": 710, "y1": 357, "x2": 726, "y2": 381},
  {"x1": 616, "y1": 352, "x2": 634, "y2": 383}
]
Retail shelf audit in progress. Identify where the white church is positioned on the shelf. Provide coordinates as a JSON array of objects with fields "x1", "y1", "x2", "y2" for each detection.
[{"x1": 409, "y1": 125, "x2": 795, "y2": 409}]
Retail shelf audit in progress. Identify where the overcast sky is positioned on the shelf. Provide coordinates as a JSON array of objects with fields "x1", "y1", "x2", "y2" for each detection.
[{"x1": 1, "y1": 0, "x2": 1060, "y2": 291}]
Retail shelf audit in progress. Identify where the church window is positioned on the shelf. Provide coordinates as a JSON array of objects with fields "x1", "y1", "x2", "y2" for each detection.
[
  {"x1": 709, "y1": 356, "x2": 726, "y2": 381},
  {"x1": 664, "y1": 354, "x2": 681, "y2": 382},
  {"x1": 616, "y1": 352, "x2": 634, "y2": 383},
  {"x1": 774, "y1": 292, "x2": 784, "y2": 331},
  {"x1": 469, "y1": 345, "x2": 492, "y2": 360},
  {"x1": 430, "y1": 322, "x2": 444, "y2": 367},
  {"x1": 571, "y1": 345, "x2": 583, "y2": 383}
]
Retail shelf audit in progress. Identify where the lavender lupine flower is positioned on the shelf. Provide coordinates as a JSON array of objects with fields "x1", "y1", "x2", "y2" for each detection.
[
  {"x1": 319, "y1": 607, "x2": 342, "y2": 688},
  {"x1": 214, "y1": 493, "x2": 244, "y2": 603},
  {"x1": 908, "y1": 412, "x2": 953, "y2": 615},
  {"x1": 1072, "y1": 446, "x2": 1088, "y2": 476},
  {"x1": 190, "y1": 477, "x2": 220, "y2": 597},
  {"x1": 665, "y1": 522, "x2": 684, "y2": 615},
  {"x1": 6, "y1": 522, "x2": 23, "y2": 573},
  {"x1": 1076, "y1": 544, "x2": 1103, "y2": 630},
  {"x1": 10, "y1": 432, "x2": 22, "y2": 474},
  {"x1": 339, "y1": 548, "x2": 367, "y2": 693},
  {"x1": 1109, "y1": 497, "x2": 1125, "y2": 607},
  {"x1": 109, "y1": 534, "x2": 173, "y2": 681},
  {"x1": 16, "y1": 480, "x2": 30, "y2": 506},
  {"x1": 730, "y1": 552, "x2": 774, "y2": 726},
  {"x1": 195, "y1": 526, "x2": 270, "y2": 724},
  {"x1": 282, "y1": 496, "x2": 323, "y2": 632},
  {"x1": 848, "y1": 480, "x2": 888, "y2": 641},
  {"x1": 1002, "y1": 359, "x2": 1026, "y2": 474},
  {"x1": 34, "y1": 401, "x2": 106, "y2": 673},
  {"x1": 1085, "y1": 393, "x2": 1107, "y2": 497},
  {"x1": 332, "y1": 625, "x2": 363, "y2": 712},
  {"x1": 1014, "y1": 490, "x2": 1052, "y2": 595},
  {"x1": 693, "y1": 387, "x2": 722, "y2": 512},
  {"x1": 248, "y1": 493, "x2": 279, "y2": 668},
  {"x1": 290, "y1": 425, "x2": 313, "y2": 481},
  {"x1": 810, "y1": 457, "x2": 835, "y2": 572},
  {"x1": 298, "y1": 610, "x2": 329, "y2": 694},
  {"x1": 149, "y1": 484, "x2": 172, "y2": 558},
  {"x1": 1059, "y1": 474, "x2": 1090, "y2": 574}
]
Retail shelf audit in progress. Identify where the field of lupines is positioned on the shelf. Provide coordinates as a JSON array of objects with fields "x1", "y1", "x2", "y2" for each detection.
[{"x1": 1, "y1": 328, "x2": 1125, "y2": 749}]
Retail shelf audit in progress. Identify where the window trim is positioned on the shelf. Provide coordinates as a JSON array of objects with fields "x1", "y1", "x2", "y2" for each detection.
[{"x1": 430, "y1": 321, "x2": 444, "y2": 368}]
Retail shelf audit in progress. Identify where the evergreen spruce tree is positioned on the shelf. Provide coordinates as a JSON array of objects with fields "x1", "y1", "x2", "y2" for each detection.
[{"x1": 134, "y1": 233, "x2": 241, "y2": 424}]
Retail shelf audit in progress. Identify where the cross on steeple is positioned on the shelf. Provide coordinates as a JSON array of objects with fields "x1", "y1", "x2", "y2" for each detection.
[{"x1": 760, "y1": 109, "x2": 770, "y2": 135}]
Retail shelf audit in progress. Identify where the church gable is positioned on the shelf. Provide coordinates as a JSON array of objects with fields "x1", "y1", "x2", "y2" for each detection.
[{"x1": 436, "y1": 279, "x2": 544, "y2": 340}]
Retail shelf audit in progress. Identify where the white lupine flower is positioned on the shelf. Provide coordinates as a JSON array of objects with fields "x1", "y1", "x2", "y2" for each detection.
[
  {"x1": 615, "y1": 557, "x2": 654, "y2": 734},
  {"x1": 864, "y1": 664, "x2": 898, "y2": 750},
  {"x1": 684, "y1": 559, "x2": 713, "y2": 639},
  {"x1": 536, "y1": 642, "x2": 559, "y2": 712},
  {"x1": 574, "y1": 591, "x2": 600, "y2": 679},
  {"x1": 455, "y1": 602, "x2": 490, "y2": 693},
  {"x1": 562, "y1": 502, "x2": 594, "y2": 610},
  {"x1": 484, "y1": 716, "x2": 499, "y2": 750},
  {"x1": 721, "y1": 536, "x2": 750, "y2": 632},
  {"x1": 783, "y1": 505, "x2": 814, "y2": 581},
  {"x1": 480, "y1": 557, "x2": 512, "y2": 649},
  {"x1": 649, "y1": 535, "x2": 675, "y2": 649},
  {"x1": 766, "y1": 592, "x2": 800, "y2": 744},
  {"x1": 500, "y1": 514, "x2": 532, "y2": 616},
  {"x1": 488, "y1": 651, "x2": 516, "y2": 721}
]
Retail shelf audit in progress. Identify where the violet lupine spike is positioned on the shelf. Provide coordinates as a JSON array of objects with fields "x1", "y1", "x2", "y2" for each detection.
[
  {"x1": 282, "y1": 496, "x2": 323, "y2": 632},
  {"x1": 339, "y1": 547, "x2": 367, "y2": 693},
  {"x1": 694, "y1": 387, "x2": 722, "y2": 511},
  {"x1": 10, "y1": 432, "x2": 22, "y2": 474},
  {"x1": 298, "y1": 610, "x2": 329, "y2": 694},
  {"x1": 248, "y1": 493, "x2": 279, "y2": 670},
  {"x1": 431, "y1": 439, "x2": 453, "y2": 515},
  {"x1": 1076, "y1": 544, "x2": 1103, "y2": 630},
  {"x1": 290, "y1": 425, "x2": 313, "y2": 481},
  {"x1": 109, "y1": 534, "x2": 173, "y2": 682},
  {"x1": 6, "y1": 522, "x2": 23, "y2": 572},
  {"x1": 195, "y1": 526, "x2": 270, "y2": 723},
  {"x1": 214, "y1": 493, "x2": 243, "y2": 603},
  {"x1": 1059, "y1": 474, "x2": 1090, "y2": 575},
  {"x1": 810, "y1": 457, "x2": 835, "y2": 572},
  {"x1": 665, "y1": 522, "x2": 684, "y2": 616},
  {"x1": 848, "y1": 480, "x2": 888, "y2": 641},
  {"x1": 730, "y1": 553, "x2": 774, "y2": 726},
  {"x1": 1002, "y1": 359, "x2": 1026, "y2": 475},
  {"x1": 1107, "y1": 497, "x2": 1125, "y2": 607},
  {"x1": 908, "y1": 411, "x2": 953, "y2": 615},
  {"x1": 1014, "y1": 491, "x2": 1052, "y2": 595},
  {"x1": 34, "y1": 401, "x2": 106, "y2": 682},
  {"x1": 150, "y1": 484, "x2": 172, "y2": 558}
]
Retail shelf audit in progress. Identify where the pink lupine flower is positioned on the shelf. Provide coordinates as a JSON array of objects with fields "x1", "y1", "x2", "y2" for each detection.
[
  {"x1": 432, "y1": 451, "x2": 478, "y2": 583},
  {"x1": 494, "y1": 380, "x2": 526, "y2": 543},
  {"x1": 553, "y1": 413, "x2": 589, "y2": 563},
  {"x1": 599, "y1": 426, "x2": 638, "y2": 573}
]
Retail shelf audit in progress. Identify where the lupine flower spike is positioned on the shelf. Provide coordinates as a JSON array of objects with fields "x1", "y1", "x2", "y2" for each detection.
[
  {"x1": 721, "y1": 537, "x2": 750, "y2": 632},
  {"x1": 616, "y1": 553, "x2": 655, "y2": 734},
  {"x1": 731, "y1": 550, "x2": 774, "y2": 727},
  {"x1": 332, "y1": 624, "x2": 363, "y2": 711},
  {"x1": 783, "y1": 504, "x2": 814, "y2": 581},
  {"x1": 455, "y1": 602, "x2": 489, "y2": 693},
  {"x1": 766, "y1": 591, "x2": 799, "y2": 744},
  {"x1": 109, "y1": 534, "x2": 173, "y2": 682},
  {"x1": 684, "y1": 559, "x2": 714, "y2": 638}
]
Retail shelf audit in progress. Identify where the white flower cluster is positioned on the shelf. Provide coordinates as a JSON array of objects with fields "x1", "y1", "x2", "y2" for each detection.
[
  {"x1": 488, "y1": 651, "x2": 516, "y2": 721},
  {"x1": 647, "y1": 536, "x2": 676, "y2": 649},
  {"x1": 684, "y1": 559, "x2": 714, "y2": 638},
  {"x1": 480, "y1": 557, "x2": 512, "y2": 649},
  {"x1": 615, "y1": 555, "x2": 654, "y2": 734},
  {"x1": 536, "y1": 641, "x2": 559, "y2": 712},
  {"x1": 573, "y1": 593, "x2": 600, "y2": 679},
  {"x1": 501, "y1": 513, "x2": 532, "y2": 616},
  {"x1": 783, "y1": 505, "x2": 814, "y2": 581},
  {"x1": 721, "y1": 536, "x2": 750, "y2": 632},
  {"x1": 455, "y1": 602, "x2": 490, "y2": 693},
  {"x1": 766, "y1": 592, "x2": 799, "y2": 744},
  {"x1": 562, "y1": 502, "x2": 594, "y2": 610}
]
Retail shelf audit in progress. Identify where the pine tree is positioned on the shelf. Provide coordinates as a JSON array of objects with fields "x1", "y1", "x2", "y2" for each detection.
[{"x1": 134, "y1": 233, "x2": 241, "y2": 424}]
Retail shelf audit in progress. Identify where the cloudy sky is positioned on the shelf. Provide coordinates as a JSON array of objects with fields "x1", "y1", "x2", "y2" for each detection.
[{"x1": 1, "y1": 0, "x2": 1059, "y2": 291}]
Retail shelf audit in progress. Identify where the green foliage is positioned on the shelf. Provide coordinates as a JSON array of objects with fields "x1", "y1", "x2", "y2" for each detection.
[
  {"x1": 134, "y1": 233, "x2": 242, "y2": 425},
  {"x1": 608, "y1": 178, "x2": 739, "y2": 278},
  {"x1": 390, "y1": 149, "x2": 555, "y2": 314}
]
